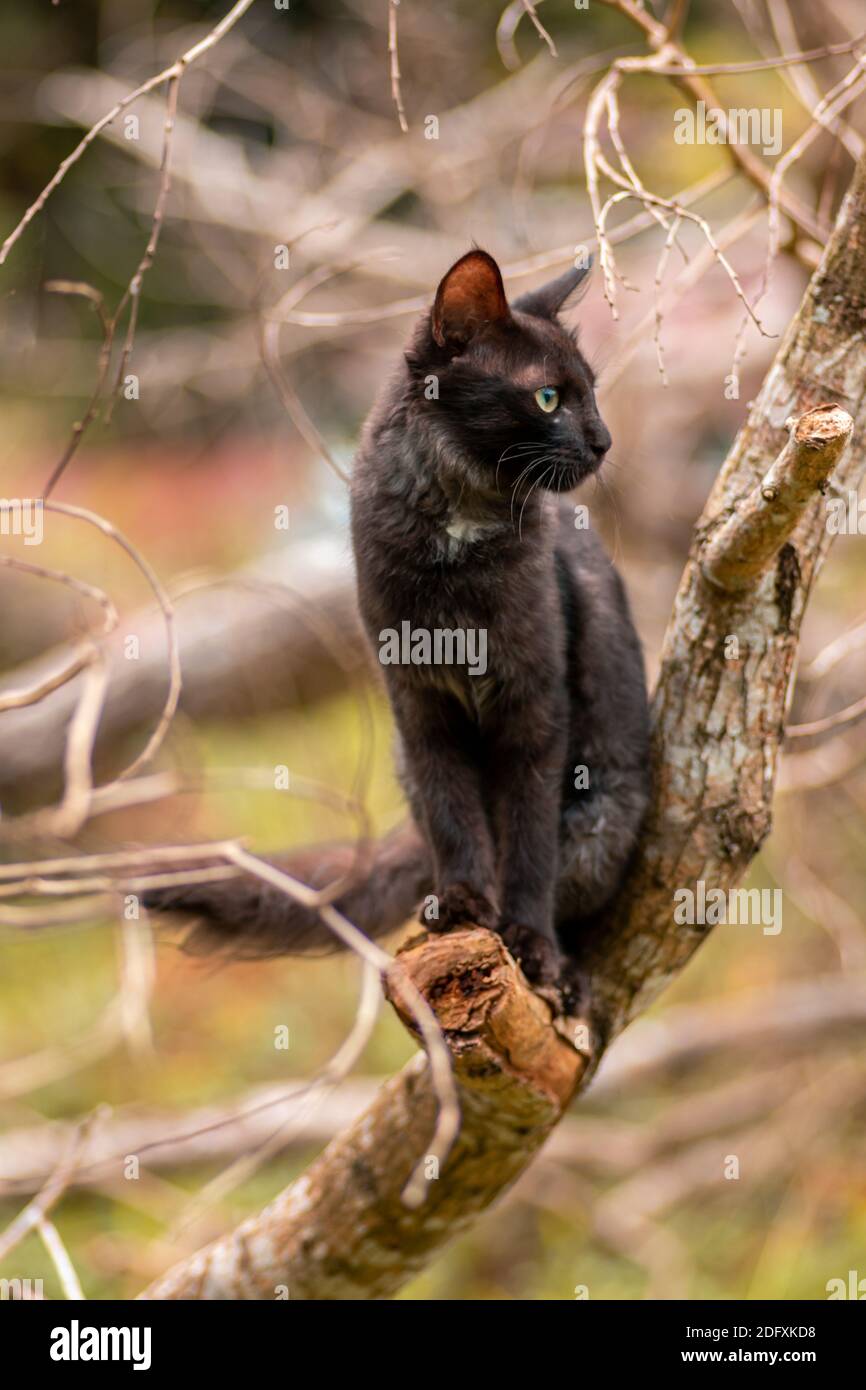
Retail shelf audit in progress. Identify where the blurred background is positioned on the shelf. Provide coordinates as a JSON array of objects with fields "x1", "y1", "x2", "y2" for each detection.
[{"x1": 1, "y1": 0, "x2": 865, "y2": 1300}]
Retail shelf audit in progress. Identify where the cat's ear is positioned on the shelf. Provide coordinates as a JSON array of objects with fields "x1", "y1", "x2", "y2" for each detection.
[
  {"x1": 431, "y1": 249, "x2": 511, "y2": 348},
  {"x1": 512, "y1": 259, "x2": 593, "y2": 320}
]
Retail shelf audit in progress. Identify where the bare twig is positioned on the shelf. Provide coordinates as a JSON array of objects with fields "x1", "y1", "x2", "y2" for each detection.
[
  {"x1": 803, "y1": 616, "x2": 866, "y2": 680},
  {"x1": 0, "y1": 1111, "x2": 103, "y2": 1262},
  {"x1": 647, "y1": 32, "x2": 866, "y2": 77},
  {"x1": 43, "y1": 501, "x2": 181, "y2": 787},
  {"x1": 51, "y1": 650, "x2": 109, "y2": 837},
  {"x1": 0, "y1": 558, "x2": 117, "y2": 713},
  {"x1": 387, "y1": 0, "x2": 409, "y2": 133},
  {"x1": 786, "y1": 692, "x2": 866, "y2": 744},
  {"x1": 38, "y1": 1220, "x2": 86, "y2": 1301}
]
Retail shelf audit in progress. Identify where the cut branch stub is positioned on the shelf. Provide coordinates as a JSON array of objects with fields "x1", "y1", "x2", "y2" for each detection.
[
  {"x1": 386, "y1": 927, "x2": 583, "y2": 1109},
  {"x1": 140, "y1": 928, "x2": 582, "y2": 1301},
  {"x1": 701, "y1": 403, "x2": 853, "y2": 593}
]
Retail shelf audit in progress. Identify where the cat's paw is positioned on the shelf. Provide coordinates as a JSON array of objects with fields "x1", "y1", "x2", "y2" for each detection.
[
  {"x1": 499, "y1": 922, "x2": 561, "y2": 988},
  {"x1": 547, "y1": 960, "x2": 598, "y2": 1059},
  {"x1": 553, "y1": 958, "x2": 590, "y2": 1021},
  {"x1": 424, "y1": 882, "x2": 498, "y2": 933}
]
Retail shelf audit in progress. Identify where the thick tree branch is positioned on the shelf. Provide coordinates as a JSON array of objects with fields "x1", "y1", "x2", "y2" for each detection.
[{"x1": 140, "y1": 929, "x2": 581, "y2": 1300}]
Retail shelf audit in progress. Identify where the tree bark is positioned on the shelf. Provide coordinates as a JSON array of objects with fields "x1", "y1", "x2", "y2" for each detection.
[{"x1": 141, "y1": 156, "x2": 866, "y2": 1300}]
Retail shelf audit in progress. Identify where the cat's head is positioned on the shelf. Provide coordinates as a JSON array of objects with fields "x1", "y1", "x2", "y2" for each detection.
[{"x1": 407, "y1": 248, "x2": 611, "y2": 496}]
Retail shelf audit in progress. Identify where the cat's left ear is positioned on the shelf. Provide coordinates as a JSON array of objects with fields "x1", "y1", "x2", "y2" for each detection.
[
  {"x1": 512, "y1": 258, "x2": 593, "y2": 320},
  {"x1": 432, "y1": 249, "x2": 511, "y2": 348}
]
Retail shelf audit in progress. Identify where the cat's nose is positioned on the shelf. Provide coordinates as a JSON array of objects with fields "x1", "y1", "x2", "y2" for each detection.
[{"x1": 587, "y1": 420, "x2": 612, "y2": 459}]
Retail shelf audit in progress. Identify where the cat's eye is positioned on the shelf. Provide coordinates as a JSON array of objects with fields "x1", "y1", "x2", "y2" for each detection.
[{"x1": 534, "y1": 386, "x2": 559, "y2": 413}]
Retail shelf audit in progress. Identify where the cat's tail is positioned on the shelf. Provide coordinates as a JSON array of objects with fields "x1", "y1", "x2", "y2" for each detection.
[{"x1": 142, "y1": 822, "x2": 432, "y2": 958}]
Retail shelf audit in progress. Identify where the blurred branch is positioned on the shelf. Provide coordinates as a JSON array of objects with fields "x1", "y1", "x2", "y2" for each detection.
[
  {"x1": 0, "y1": 502, "x2": 181, "y2": 827},
  {"x1": 765, "y1": 0, "x2": 864, "y2": 161},
  {"x1": 589, "y1": 974, "x2": 866, "y2": 1098},
  {"x1": 786, "y1": 691, "x2": 866, "y2": 745},
  {"x1": 802, "y1": 615, "x2": 866, "y2": 680},
  {"x1": 0, "y1": 1111, "x2": 103, "y2": 1262},
  {"x1": 0, "y1": 537, "x2": 361, "y2": 811},
  {"x1": 158, "y1": 956, "x2": 382, "y2": 1239},
  {"x1": 4, "y1": 975, "x2": 864, "y2": 1195},
  {"x1": 592, "y1": 1058, "x2": 865, "y2": 1264},
  {"x1": 0, "y1": 0, "x2": 256, "y2": 268},
  {"x1": 37, "y1": 1220, "x2": 85, "y2": 1301},
  {"x1": 40, "y1": 76, "x2": 182, "y2": 499}
]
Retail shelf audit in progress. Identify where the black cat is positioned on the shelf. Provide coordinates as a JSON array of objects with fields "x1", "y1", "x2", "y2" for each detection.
[{"x1": 145, "y1": 250, "x2": 650, "y2": 1012}]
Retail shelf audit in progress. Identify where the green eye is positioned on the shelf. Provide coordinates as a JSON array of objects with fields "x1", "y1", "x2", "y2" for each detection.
[{"x1": 534, "y1": 386, "x2": 559, "y2": 413}]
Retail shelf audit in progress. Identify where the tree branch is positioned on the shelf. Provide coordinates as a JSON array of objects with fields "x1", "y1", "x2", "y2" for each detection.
[
  {"x1": 140, "y1": 928, "x2": 581, "y2": 1300},
  {"x1": 701, "y1": 403, "x2": 853, "y2": 592}
]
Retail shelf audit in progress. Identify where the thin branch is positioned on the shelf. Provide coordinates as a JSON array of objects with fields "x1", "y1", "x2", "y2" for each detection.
[
  {"x1": 44, "y1": 501, "x2": 181, "y2": 787},
  {"x1": 519, "y1": 1, "x2": 557, "y2": 59},
  {"x1": 663, "y1": 0, "x2": 690, "y2": 43},
  {"x1": 0, "y1": 558, "x2": 117, "y2": 712},
  {"x1": 803, "y1": 616, "x2": 866, "y2": 680},
  {"x1": 387, "y1": 0, "x2": 409, "y2": 133},
  {"x1": 765, "y1": 0, "x2": 863, "y2": 161},
  {"x1": 596, "y1": 0, "x2": 823, "y2": 240},
  {"x1": 786, "y1": 692, "x2": 866, "y2": 744},
  {"x1": 0, "y1": 1111, "x2": 103, "y2": 1262},
  {"x1": 163, "y1": 957, "x2": 381, "y2": 1235},
  {"x1": 51, "y1": 651, "x2": 109, "y2": 837},
  {"x1": 765, "y1": 55, "x2": 866, "y2": 286},
  {"x1": 38, "y1": 1220, "x2": 86, "y2": 1301},
  {"x1": 648, "y1": 32, "x2": 866, "y2": 76}
]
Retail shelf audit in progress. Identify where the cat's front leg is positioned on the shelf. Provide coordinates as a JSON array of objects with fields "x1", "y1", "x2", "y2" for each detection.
[
  {"x1": 390, "y1": 681, "x2": 499, "y2": 933},
  {"x1": 486, "y1": 704, "x2": 567, "y2": 987}
]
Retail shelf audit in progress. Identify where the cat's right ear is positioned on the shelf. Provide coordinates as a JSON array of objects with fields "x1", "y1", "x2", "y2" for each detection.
[{"x1": 431, "y1": 250, "x2": 511, "y2": 348}]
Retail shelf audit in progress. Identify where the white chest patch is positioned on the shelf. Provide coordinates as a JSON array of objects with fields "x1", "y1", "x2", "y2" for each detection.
[{"x1": 444, "y1": 515, "x2": 493, "y2": 546}]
